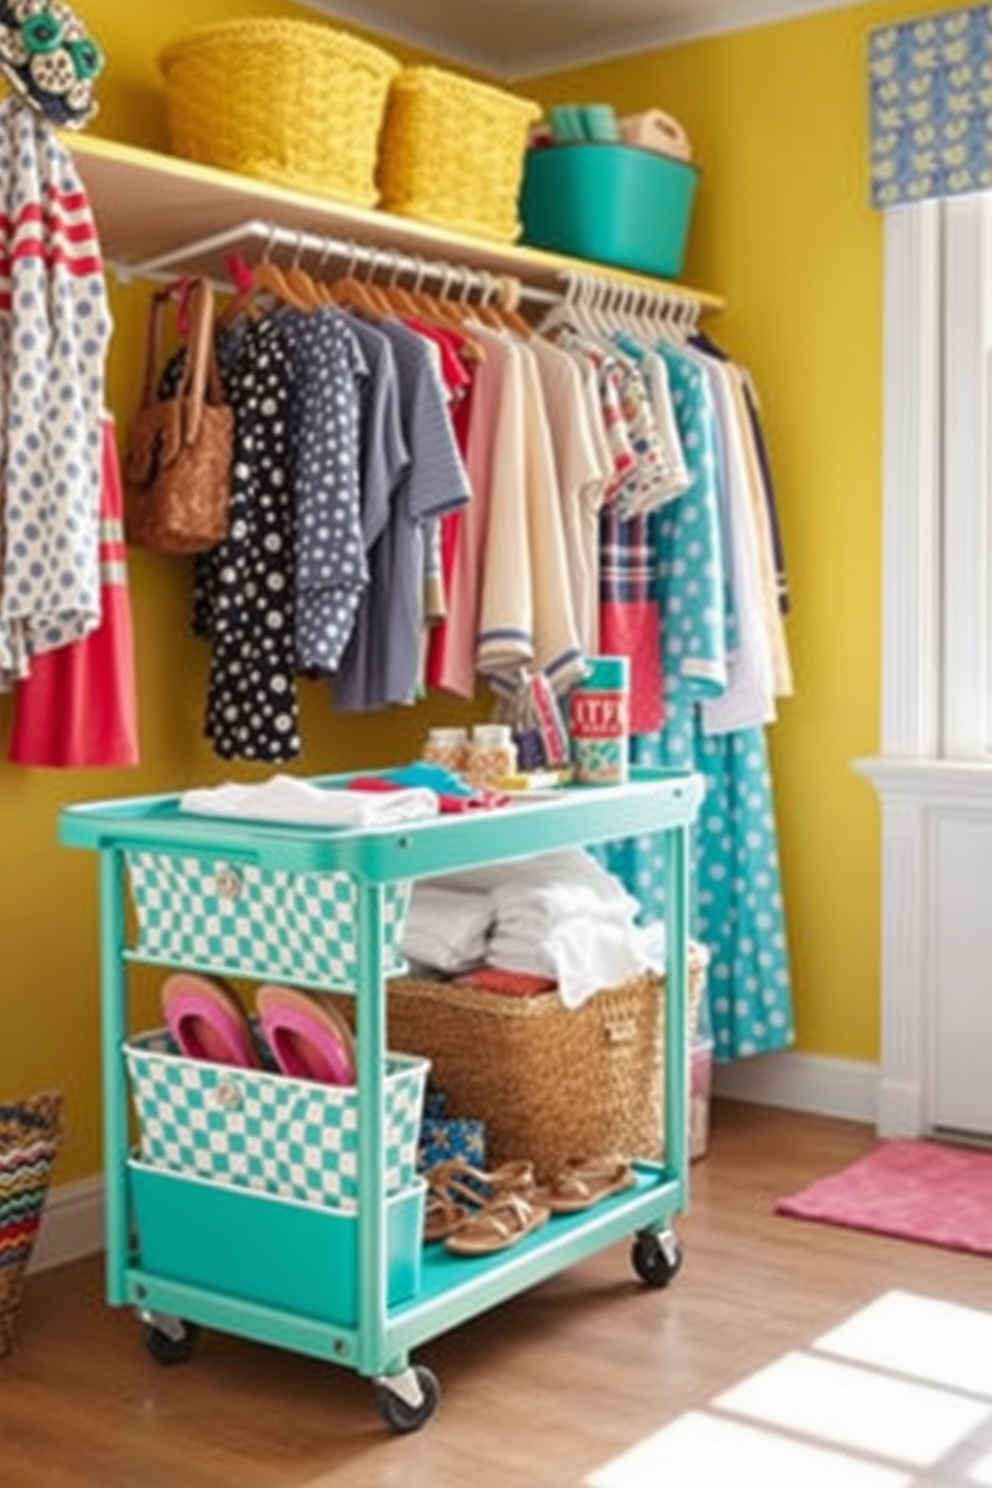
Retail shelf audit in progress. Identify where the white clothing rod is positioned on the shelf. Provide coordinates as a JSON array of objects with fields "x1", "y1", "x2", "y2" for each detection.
[{"x1": 115, "y1": 216, "x2": 703, "y2": 316}]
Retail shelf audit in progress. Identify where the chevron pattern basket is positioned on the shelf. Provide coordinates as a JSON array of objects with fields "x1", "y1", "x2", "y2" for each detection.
[{"x1": 0, "y1": 1091, "x2": 61, "y2": 1358}]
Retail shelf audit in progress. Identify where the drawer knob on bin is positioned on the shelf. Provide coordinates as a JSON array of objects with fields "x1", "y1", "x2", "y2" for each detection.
[
  {"x1": 213, "y1": 1080, "x2": 243, "y2": 1111},
  {"x1": 214, "y1": 865, "x2": 243, "y2": 900}
]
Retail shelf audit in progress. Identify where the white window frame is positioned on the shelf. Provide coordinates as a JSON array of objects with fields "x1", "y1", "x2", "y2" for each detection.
[{"x1": 858, "y1": 196, "x2": 992, "y2": 1139}]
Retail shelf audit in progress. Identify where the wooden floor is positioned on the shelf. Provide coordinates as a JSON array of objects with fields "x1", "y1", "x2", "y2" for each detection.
[{"x1": 5, "y1": 1101, "x2": 992, "y2": 1487}]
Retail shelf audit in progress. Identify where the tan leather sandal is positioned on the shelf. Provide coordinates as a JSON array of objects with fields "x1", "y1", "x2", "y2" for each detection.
[
  {"x1": 445, "y1": 1192, "x2": 551, "y2": 1257},
  {"x1": 533, "y1": 1155, "x2": 636, "y2": 1214},
  {"x1": 422, "y1": 1157, "x2": 536, "y2": 1244}
]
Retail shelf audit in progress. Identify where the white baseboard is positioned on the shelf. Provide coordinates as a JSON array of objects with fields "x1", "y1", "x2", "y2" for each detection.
[
  {"x1": 29, "y1": 1173, "x2": 104, "y2": 1274},
  {"x1": 713, "y1": 1051, "x2": 879, "y2": 1127}
]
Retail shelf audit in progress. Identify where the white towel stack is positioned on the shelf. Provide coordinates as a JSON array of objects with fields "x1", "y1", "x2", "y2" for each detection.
[{"x1": 428, "y1": 849, "x2": 664, "y2": 1008}]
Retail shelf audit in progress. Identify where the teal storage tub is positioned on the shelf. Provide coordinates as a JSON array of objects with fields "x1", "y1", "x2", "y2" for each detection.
[
  {"x1": 519, "y1": 142, "x2": 699, "y2": 279},
  {"x1": 129, "y1": 1161, "x2": 425, "y2": 1325}
]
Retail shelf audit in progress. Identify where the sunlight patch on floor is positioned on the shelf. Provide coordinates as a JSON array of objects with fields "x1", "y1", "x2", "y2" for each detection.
[
  {"x1": 584, "y1": 1410, "x2": 912, "y2": 1488},
  {"x1": 814, "y1": 1290, "x2": 992, "y2": 1398},
  {"x1": 585, "y1": 1290, "x2": 992, "y2": 1488},
  {"x1": 969, "y1": 1449, "x2": 992, "y2": 1486},
  {"x1": 714, "y1": 1349, "x2": 989, "y2": 1465}
]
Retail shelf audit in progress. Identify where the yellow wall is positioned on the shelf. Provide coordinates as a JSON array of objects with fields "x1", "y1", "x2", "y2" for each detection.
[
  {"x1": 0, "y1": 0, "x2": 472, "y2": 1185},
  {"x1": 531, "y1": 0, "x2": 965, "y2": 1066},
  {"x1": 0, "y1": 0, "x2": 961, "y2": 1185}
]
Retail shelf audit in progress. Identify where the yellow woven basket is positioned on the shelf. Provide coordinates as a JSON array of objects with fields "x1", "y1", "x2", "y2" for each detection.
[
  {"x1": 377, "y1": 66, "x2": 541, "y2": 242},
  {"x1": 159, "y1": 19, "x2": 400, "y2": 206}
]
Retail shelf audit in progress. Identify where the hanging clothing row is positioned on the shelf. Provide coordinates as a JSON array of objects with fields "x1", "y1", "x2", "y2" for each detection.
[
  {"x1": 162, "y1": 235, "x2": 797, "y2": 1067},
  {"x1": 173, "y1": 240, "x2": 791, "y2": 769},
  {"x1": 569, "y1": 278, "x2": 796, "y2": 1066}
]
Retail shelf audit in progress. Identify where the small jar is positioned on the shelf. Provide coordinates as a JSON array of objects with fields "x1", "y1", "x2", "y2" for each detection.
[
  {"x1": 422, "y1": 726, "x2": 469, "y2": 775},
  {"x1": 465, "y1": 723, "x2": 517, "y2": 785}
]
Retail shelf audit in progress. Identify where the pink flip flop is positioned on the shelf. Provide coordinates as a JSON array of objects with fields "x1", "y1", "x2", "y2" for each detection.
[
  {"x1": 256, "y1": 985, "x2": 356, "y2": 1086},
  {"x1": 161, "y1": 973, "x2": 260, "y2": 1068}
]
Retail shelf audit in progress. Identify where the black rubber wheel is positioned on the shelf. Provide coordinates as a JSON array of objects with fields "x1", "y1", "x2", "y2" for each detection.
[
  {"x1": 375, "y1": 1365, "x2": 441, "y2": 1433},
  {"x1": 142, "y1": 1319, "x2": 200, "y2": 1365},
  {"x1": 631, "y1": 1231, "x2": 683, "y2": 1288}
]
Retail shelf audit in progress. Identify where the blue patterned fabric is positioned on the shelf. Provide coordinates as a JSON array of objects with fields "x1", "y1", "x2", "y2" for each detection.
[
  {"x1": 418, "y1": 1116, "x2": 487, "y2": 1175},
  {"x1": 870, "y1": 5, "x2": 992, "y2": 207},
  {"x1": 600, "y1": 345, "x2": 795, "y2": 1063}
]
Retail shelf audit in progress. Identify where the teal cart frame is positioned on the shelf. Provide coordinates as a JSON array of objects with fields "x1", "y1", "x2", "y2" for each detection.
[{"x1": 59, "y1": 765, "x2": 704, "y2": 1431}]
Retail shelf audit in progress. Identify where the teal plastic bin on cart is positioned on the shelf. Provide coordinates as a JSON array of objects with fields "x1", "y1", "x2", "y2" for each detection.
[
  {"x1": 130, "y1": 1162, "x2": 425, "y2": 1327},
  {"x1": 519, "y1": 142, "x2": 699, "y2": 278}
]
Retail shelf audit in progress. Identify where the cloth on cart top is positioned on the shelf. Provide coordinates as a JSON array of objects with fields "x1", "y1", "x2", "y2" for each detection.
[{"x1": 178, "y1": 774, "x2": 439, "y2": 828}]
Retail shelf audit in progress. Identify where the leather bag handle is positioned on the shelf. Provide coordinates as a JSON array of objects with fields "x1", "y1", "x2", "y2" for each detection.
[{"x1": 136, "y1": 277, "x2": 223, "y2": 439}]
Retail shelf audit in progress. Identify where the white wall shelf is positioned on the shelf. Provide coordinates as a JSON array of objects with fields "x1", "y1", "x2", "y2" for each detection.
[{"x1": 67, "y1": 132, "x2": 725, "y2": 310}]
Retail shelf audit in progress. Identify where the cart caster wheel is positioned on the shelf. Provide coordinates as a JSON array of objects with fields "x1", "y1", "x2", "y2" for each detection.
[
  {"x1": 375, "y1": 1365, "x2": 440, "y2": 1434},
  {"x1": 632, "y1": 1229, "x2": 683, "y2": 1288},
  {"x1": 142, "y1": 1318, "x2": 200, "y2": 1366}
]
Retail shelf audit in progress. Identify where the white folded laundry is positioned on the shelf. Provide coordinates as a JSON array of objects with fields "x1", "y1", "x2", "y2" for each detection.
[
  {"x1": 178, "y1": 775, "x2": 439, "y2": 828},
  {"x1": 489, "y1": 917, "x2": 668, "y2": 1009},
  {"x1": 433, "y1": 848, "x2": 637, "y2": 912},
  {"x1": 400, "y1": 885, "x2": 495, "y2": 975}
]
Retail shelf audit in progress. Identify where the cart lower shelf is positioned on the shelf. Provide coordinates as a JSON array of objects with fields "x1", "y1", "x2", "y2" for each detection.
[{"x1": 123, "y1": 1161, "x2": 686, "y2": 1430}]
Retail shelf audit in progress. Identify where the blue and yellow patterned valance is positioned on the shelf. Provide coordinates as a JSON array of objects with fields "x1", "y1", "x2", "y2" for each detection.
[{"x1": 870, "y1": 4, "x2": 992, "y2": 207}]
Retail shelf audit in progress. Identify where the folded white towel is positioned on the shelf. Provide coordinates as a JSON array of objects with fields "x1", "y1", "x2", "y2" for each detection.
[
  {"x1": 432, "y1": 848, "x2": 637, "y2": 914},
  {"x1": 491, "y1": 885, "x2": 639, "y2": 935},
  {"x1": 179, "y1": 775, "x2": 439, "y2": 829},
  {"x1": 400, "y1": 886, "x2": 495, "y2": 975},
  {"x1": 432, "y1": 848, "x2": 665, "y2": 1007}
]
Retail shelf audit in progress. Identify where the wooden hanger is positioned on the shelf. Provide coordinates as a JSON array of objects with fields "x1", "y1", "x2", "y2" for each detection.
[
  {"x1": 397, "y1": 259, "x2": 485, "y2": 362},
  {"x1": 325, "y1": 241, "x2": 389, "y2": 318},
  {"x1": 281, "y1": 231, "x2": 325, "y2": 310},
  {"x1": 456, "y1": 272, "x2": 505, "y2": 331},
  {"x1": 488, "y1": 272, "x2": 533, "y2": 339},
  {"x1": 376, "y1": 255, "x2": 424, "y2": 319},
  {"x1": 218, "y1": 229, "x2": 311, "y2": 325},
  {"x1": 412, "y1": 261, "x2": 472, "y2": 333}
]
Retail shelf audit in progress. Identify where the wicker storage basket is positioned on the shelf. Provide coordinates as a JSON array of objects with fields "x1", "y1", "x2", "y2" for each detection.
[
  {"x1": 376, "y1": 66, "x2": 541, "y2": 242},
  {"x1": 386, "y1": 947, "x2": 707, "y2": 1181},
  {"x1": 0, "y1": 1091, "x2": 61, "y2": 1359},
  {"x1": 158, "y1": 19, "x2": 400, "y2": 205}
]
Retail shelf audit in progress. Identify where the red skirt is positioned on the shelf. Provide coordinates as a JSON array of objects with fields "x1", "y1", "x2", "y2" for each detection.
[{"x1": 9, "y1": 419, "x2": 139, "y2": 768}]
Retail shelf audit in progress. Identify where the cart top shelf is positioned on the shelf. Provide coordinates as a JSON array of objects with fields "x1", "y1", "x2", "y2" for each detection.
[{"x1": 58, "y1": 767, "x2": 704, "y2": 883}]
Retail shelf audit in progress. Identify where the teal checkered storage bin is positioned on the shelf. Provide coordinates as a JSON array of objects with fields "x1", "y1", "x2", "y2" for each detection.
[
  {"x1": 124, "y1": 852, "x2": 412, "y2": 993},
  {"x1": 125, "y1": 1028, "x2": 428, "y2": 1212}
]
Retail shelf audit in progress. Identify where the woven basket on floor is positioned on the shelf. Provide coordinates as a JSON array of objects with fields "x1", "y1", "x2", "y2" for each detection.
[
  {"x1": 159, "y1": 19, "x2": 400, "y2": 205},
  {"x1": 376, "y1": 66, "x2": 540, "y2": 242},
  {"x1": 0, "y1": 1090, "x2": 61, "y2": 1359},
  {"x1": 386, "y1": 947, "x2": 706, "y2": 1181}
]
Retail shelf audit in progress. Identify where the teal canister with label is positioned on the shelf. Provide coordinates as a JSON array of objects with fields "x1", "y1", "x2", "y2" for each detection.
[{"x1": 569, "y1": 656, "x2": 631, "y2": 785}]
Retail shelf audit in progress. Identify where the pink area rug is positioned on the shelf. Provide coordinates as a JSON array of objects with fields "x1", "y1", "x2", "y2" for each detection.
[{"x1": 775, "y1": 1139, "x2": 992, "y2": 1255}]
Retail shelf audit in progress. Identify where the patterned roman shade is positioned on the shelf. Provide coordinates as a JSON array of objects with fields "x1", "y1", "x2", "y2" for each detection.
[{"x1": 870, "y1": 4, "x2": 992, "y2": 206}]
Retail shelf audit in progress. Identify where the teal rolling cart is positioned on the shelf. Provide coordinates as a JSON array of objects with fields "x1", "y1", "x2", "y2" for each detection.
[{"x1": 59, "y1": 765, "x2": 703, "y2": 1433}]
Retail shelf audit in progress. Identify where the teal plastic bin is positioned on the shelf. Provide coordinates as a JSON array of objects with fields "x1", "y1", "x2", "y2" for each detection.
[
  {"x1": 129, "y1": 1161, "x2": 425, "y2": 1326},
  {"x1": 519, "y1": 143, "x2": 699, "y2": 279}
]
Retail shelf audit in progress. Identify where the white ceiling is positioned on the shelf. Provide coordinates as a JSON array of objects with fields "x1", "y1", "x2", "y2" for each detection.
[{"x1": 308, "y1": 0, "x2": 862, "y2": 78}]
